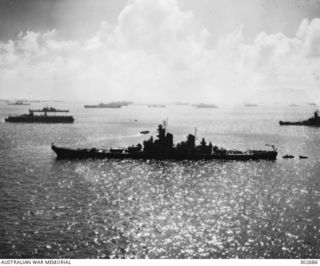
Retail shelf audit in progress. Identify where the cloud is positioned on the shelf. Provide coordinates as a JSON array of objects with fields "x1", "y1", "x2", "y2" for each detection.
[
  {"x1": 0, "y1": 0, "x2": 319, "y2": 103},
  {"x1": 242, "y1": 18, "x2": 320, "y2": 100},
  {"x1": 115, "y1": 0, "x2": 194, "y2": 50},
  {"x1": 299, "y1": 18, "x2": 320, "y2": 57}
]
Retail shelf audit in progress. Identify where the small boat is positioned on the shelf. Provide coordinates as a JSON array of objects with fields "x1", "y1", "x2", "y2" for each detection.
[
  {"x1": 283, "y1": 155, "x2": 294, "y2": 159},
  {"x1": 279, "y1": 110, "x2": 320, "y2": 127},
  {"x1": 299, "y1": 155, "x2": 308, "y2": 159},
  {"x1": 51, "y1": 123, "x2": 278, "y2": 161},
  {"x1": 140, "y1": 130, "x2": 150, "y2": 134}
]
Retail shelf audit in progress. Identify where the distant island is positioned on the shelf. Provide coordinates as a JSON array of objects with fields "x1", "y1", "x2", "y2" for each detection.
[{"x1": 244, "y1": 103, "x2": 258, "y2": 107}]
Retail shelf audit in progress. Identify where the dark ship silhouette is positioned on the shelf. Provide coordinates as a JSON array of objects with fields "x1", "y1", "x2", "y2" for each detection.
[
  {"x1": 84, "y1": 101, "x2": 132, "y2": 108},
  {"x1": 84, "y1": 102, "x2": 121, "y2": 108},
  {"x1": 5, "y1": 107, "x2": 74, "y2": 123},
  {"x1": 51, "y1": 123, "x2": 277, "y2": 160},
  {"x1": 279, "y1": 110, "x2": 320, "y2": 126}
]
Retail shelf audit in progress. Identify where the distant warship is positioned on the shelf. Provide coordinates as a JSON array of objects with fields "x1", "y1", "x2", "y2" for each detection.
[
  {"x1": 279, "y1": 110, "x2": 320, "y2": 126},
  {"x1": 52, "y1": 122, "x2": 277, "y2": 160},
  {"x1": 84, "y1": 103, "x2": 121, "y2": 108},
  {"x1": 84, "y1": 101, "x2": 132, "y2": 108},
  {"x1": 7, "y1": 100, "x2": 30, "y2": 106},
  {"x1": 148, "y1": 104, "x2": 166, "y2": 108},
  {"x1": 194, "y1": 103, "x2": 218, "y2": 109},
  {"x1": 5, "y1": 107, "x2": 74, "y2": 123}
]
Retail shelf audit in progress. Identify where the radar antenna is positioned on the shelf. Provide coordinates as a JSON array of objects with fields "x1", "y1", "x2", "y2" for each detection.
[
  {"x1": 163, "y1": 118, "x2": 168, "y2": 130},
  {"x1": 265, "y1": 144, "x2": 277, "y2": 152}
]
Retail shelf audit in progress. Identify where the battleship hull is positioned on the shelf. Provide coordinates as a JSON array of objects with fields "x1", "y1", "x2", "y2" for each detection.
[
  {"x1": 5, "y1": 116, "x2": 74, "y2": 123},
  {"x1": 279, "y1": 120, "x2": 320, "y2": 126},
  {"x1": 279, "y1": 111, "x2": 320, "y2": 127},
  {"x1": 51, "y1": 145, "x2": 277, "y2": 161}
]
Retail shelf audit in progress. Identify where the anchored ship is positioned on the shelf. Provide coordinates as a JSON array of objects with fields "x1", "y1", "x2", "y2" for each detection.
[
  {"x1": 5, "y1": 107, "x2": 74, "y2": 123},
  {"x1": 194, "y1": 103, "x2": 218, "y2": 109},
  {"x1": 51, "y1": 123, "x2": 277, "y2": 160},
  {"x1": 279, "y1": 110, "x2": 320, "y2": 126},
  {"x1": 84, "y1": 103, "x2": 121, "y2": 108},
  {"x1": 84, "y1": 102, "x2": 132, "y2": 108},
  {"x1": 7, "y1": 100, "x2": 30, "y2": 106}
]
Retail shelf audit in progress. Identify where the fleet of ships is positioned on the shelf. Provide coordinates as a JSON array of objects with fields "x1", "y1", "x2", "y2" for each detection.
[{"x1": 2, "y1": 101, "x2": 319, "y2": 161}]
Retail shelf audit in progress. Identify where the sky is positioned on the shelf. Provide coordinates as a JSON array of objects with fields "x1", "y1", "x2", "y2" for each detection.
[{"x1": 0, "y1": 0, "x2": 320, "y2": 103}]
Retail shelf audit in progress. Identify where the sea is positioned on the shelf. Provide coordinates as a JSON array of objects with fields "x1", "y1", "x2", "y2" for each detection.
[{"x1": 0, "y1": 102, "x2": 319, "y2": 259}]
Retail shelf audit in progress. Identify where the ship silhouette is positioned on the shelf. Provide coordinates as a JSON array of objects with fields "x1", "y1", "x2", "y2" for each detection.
[
  {"x1": 5, "y1": 107, "x2": 74, "y2": 123},
  {"x1": 84, "y1": 101, "x2": 132, "y2": 108},
  {"x1": 52, "y1": 122, "x2": 277, "y2": 160},
  {"x1": 279, "y1": 110, "x2": 320, "y2": 126}
]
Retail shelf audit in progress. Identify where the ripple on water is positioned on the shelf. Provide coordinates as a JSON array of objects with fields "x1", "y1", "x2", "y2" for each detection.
[{"x1": 1, "y1": 106, "x2": 320, "y2": 258}]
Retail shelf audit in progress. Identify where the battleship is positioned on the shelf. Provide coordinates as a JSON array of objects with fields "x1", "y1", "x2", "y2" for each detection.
[
  {"x1": 279, "y1": 110, "x2": 320, "y2": 126},
  {"x1": 51, "y1": 123, "x2": 277, "y2": 160},
  {"x1": 84, "y1": 101, "x2": 132, "y2": 108},
  {"x1": 5, "y1": 107, "x2": 74, "y2": 123}
]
